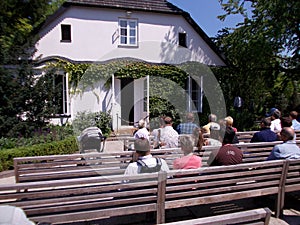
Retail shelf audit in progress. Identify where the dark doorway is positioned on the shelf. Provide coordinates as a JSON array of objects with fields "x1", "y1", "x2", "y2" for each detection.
[{"x1": 120, "y1": 78, "x2": 134, "y2": 126}]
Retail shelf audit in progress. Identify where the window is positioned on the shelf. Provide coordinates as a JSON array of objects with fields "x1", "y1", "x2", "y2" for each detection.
[
  {"x1": 119, "y1": 19, "x2": 137, "y2": 46},
  {"x1": 187, "y1": 76, "x2": 203, "y2": 112},
  {"x1": 179, "y1": 32, "x2": 187, "y2": 47},
  {"x1": 54, "y1": 74, "x2": 68, "y2": 114},
  {"x1": 61, "y1": 24, "x2": 71, "y2": 42}
]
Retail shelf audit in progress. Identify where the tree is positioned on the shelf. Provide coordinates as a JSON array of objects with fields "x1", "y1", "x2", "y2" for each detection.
[
  {"x1": 0, "y1": 0, "x2": 65, "y2": 137},
  {"x1": 214, "y1": 0, "x2": 300, "y2": 121}
]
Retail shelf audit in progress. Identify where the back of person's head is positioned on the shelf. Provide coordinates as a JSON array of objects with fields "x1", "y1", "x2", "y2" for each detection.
[
  {"x1": 208, "y1": 114, "x2": 217, "y2": 122},
  {"x1": 223, "y1": 126, "x2": 236, "y2": 144},
  {"x1": 261, "y1": 117, "x2": 271, "y2": 128},
  {"x1": 193, "y1": 127, "x2": 204, "y2": 150},
  {"x1": 180, "y1": 135, "x2": 194, "y2": 154},
  {"x1": 186, "y1": 113, "x2": 194, "y2": 122},
  {"x1": 281, "y1": 117, "x2": 292, "y2": 128},
  {"x1": 134, "y1": 138, "x2": 150, "y2": 155},
  {"x1": 138, "y1": 119, "x2": 147, "y2": 129},
  {"x1": 224, "y1": 116, "x2": 234, "y2": 126},
  {"x1": 164, "y1": 116, "x2": 173, "y2": 125},
  {"x1": 272, "y1": 109, "x2": 281, "y2": 119},
  {"x1": 280, "y1": 127, "x2": 294, "y2": 141},
  {"x1": 290, "y1": 111, "x2": 298, "y2": 120}
]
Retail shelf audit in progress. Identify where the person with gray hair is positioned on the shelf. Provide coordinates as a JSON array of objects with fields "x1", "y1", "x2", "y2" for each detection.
[
  {"x1": 134, "y1": 119, "x2": 149, "y2": 140},
  {"x1": 202, "y1": 114, "x2": 220, "y2": 135},
  {"x1": 267, "y1": 127, "x2": 300, "y2": 160}
]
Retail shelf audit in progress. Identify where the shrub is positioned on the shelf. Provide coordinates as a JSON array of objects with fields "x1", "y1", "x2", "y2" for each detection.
[
  {"x1": 72, "y1": 111, "x2": 112, "y2": 137},
  {"x1": 0, "y1": 125, "x2": 74, "y2": 150},
  {"x1": 0, "y1": 136, "x2": 78, "y2": 172}
]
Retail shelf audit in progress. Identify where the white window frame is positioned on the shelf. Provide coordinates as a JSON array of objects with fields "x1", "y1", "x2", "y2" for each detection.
[
  {"x1": 119, "y1": 18, "x2": 138, "y2": 46},
  {"x1": 187, "y1": 75, "x2": 203, "y2": 113}
]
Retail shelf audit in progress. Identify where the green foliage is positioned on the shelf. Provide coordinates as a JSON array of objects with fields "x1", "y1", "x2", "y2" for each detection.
[
  {"x1": 0, "y1": 125, "x2": 74, "y2": 150},
  {"x1": 0, "y1": 0, "x2": 64, "y2": 64},
  {"x1": 72, "y1": 111, "x2": 112, "y2": 137},
  {"x1": 215, "y1": 0, "x2": 300, "y2": 120},
  {"x1": 0, "y1": 0, "x2": 66, "y2": 138},
  {"x1": 0, "y1": 136, "x2": 78, "y2": 172}
]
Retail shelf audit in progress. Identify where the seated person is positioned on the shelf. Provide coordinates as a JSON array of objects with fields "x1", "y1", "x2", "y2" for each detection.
[
  {"x1": 192, "y1": 127, "x2": 205, "y2": 151},
  {"x1": 208, "y1": 126, "x2": 243, "y2": 166},
  {"x1": 202, "y1": 114, "x2": 220, "y2": 135},
  {"x1": 173, "y1": 135, "x2": 202, "y2": 169},
  {"x1": 250, "y1": 118, "x2": 278, "y2": 142},
  {"x1": 205, "y1": 126, "x2": 222, "y2": 146},
  {"x1": 224, "y1": 116, "x2": 237, "y2": 132},
  {"x1": 176, "y1": 112, "x2": 199, "y2": 134},
  {"x1": 151, "y1": 116, "x2": 165, "y2": 149},
  {"x1": 266, "y1": 108, "x2": 282, "y2": 133},
  {"x1": 124, "y1": 139, "x2": 169, "y2": 175},
  {"x1": 134, "y1": 119, "x2": 149, "y2": 140},
  {"x1": 267, "y1": 127, "x2": 300, "y2": 160},
  {"x1": 159, "y1": 116, "x2": 179, "y2": 148},
  {"x1": 290, "y1": 111, "x2": 300, "y2": 130}
]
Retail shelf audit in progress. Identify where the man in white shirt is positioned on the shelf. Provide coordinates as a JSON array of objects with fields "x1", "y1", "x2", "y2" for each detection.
[
  {"x1": 159, "y1": 116, "x2": 179, "y2": 148},
  {"x1": 266, "y1": 108, "x2": 282, "y2": 133},
  {"x1": 134, "y1": 119, "x2": 149, "y2": 140},
  {"x1": 124, "y1": 139, "x2": 169, "y2": 176}
]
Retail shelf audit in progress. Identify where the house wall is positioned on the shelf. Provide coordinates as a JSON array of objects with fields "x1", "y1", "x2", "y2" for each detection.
[
  {"x1": 36, "y1": 5, "x2": 225, "y2": 130},
  {"x1": 36, "y1": 6, "x2": 224, "y2": 65}
]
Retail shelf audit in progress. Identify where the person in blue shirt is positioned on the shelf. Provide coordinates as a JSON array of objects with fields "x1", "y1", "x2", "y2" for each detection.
[
  {"x1": 267, "y1": 127, "x2": 300, "y2": 160},
  {"x1": 176, "y1": 113, "x2": 199, "y2": 134},
  {"x1": 290, "y1": 111, "x2": 300, "y2": 130},
  {"x1": 251, "y1": 118, "x2": 278, "y2": 143}
]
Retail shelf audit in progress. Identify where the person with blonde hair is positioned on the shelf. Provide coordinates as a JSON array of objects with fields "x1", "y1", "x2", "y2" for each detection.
[
  {"x1": 224, "y1": 116, "x2": 237, "y2": 132},
  {"x1": 173, "y1": 135, "x2": 202, "y2": 169}
]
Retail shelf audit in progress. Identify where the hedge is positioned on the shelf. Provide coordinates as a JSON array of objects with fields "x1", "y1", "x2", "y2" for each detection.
[{"x1": 0, "y1": 136, "x2": 79, "y2": 172}]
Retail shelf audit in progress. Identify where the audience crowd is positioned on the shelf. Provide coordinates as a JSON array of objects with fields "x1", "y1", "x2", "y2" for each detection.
[{"x1": 127, "y1": 109, "x2": 300, "y2": 175}]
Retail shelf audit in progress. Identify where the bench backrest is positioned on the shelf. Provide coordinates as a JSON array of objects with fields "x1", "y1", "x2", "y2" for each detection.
[
  {"x1": 159, "y1": 208, "x2": 272, "y2": 225},
  {"x1": 2, "y1": 159, "x2": 298, "y2": 224},
  {"x1": 157, "y1": 160, "x2": 285, "y2": 222},
  {"x1": 13, "y1": 140, "x2": 300, "y2": 183},
  {"x1": 0, "y1": 172, "x2": 161, "y2": 224}
]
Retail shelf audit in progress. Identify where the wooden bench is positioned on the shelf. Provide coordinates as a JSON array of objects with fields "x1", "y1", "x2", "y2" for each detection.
[
  {"x1": 278, "y1": 158, "x2": 300, "y2": 216},
  {"x1": 236, "y1": 130, "x2": 300, "y2": 143},
  {"x1": 159, "y1": 208, "x2": 272, "y2": 225},
  {"x1": 1, "y1": 160, "x2": 294, "y2": 224},
  {"x1": 236, "y1": 131, "x2": 258, "y2": 143},
  {"x1": 13, "y1": 148, "x2": 185, "y2": 183},
  {"x1": 13, "y1": 140, "x2": 300, "y2": 183}
]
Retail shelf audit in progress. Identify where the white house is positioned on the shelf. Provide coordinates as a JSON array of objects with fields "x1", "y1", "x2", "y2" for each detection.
[{"x1": 34, "y1": 0, "x2": 227, "y2": 130}]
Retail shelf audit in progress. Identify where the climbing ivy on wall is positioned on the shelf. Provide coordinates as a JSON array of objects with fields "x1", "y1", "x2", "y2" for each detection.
[
  {"x1": 48, "y1": 59, "x2": 188, "y2": 91},
  {"x1": 47, "y1": 59, "x2": 193, "y2": 127}
]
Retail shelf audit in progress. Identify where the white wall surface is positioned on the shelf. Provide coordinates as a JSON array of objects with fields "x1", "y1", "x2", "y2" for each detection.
[{"x1": 36, "y1": 6, "x2": 225, "y2": 66}]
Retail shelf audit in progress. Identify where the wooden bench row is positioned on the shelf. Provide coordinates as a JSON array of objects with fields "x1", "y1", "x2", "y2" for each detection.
[
  {"x1": 235, "y1": 130, "x2": 300, "y2": 143},
  {"x1": 1, "y1": 159, "x2": 299, "y2": 224},
  {"x1": 106, "y1": 130, "x2": 300, "y2": 149},
  {"x1": 13, "y1": 140, "x2": 300, "y2": 183},
  {"x1": 159, "y1": 207, "x2": 272, "y2": 225}
]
